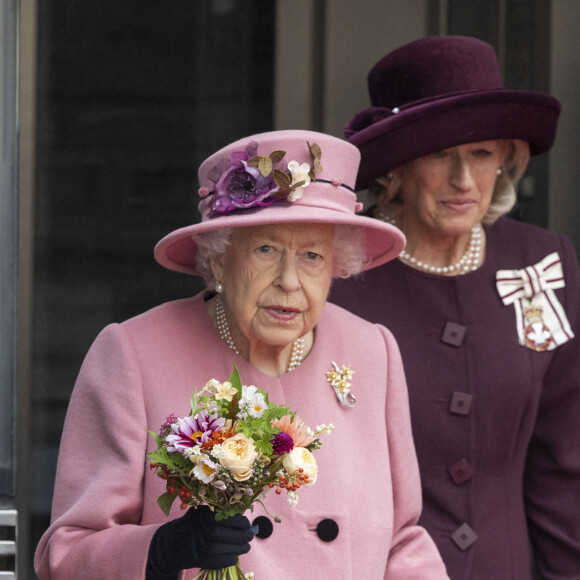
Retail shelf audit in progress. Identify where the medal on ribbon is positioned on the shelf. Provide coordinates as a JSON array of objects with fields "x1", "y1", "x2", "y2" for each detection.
[
  {"x1": 496, "y1": 252, "x2": 574, "y2": 352},
  {"x1": 523, "y1": 302, "x2": 552, "y2": 352}
]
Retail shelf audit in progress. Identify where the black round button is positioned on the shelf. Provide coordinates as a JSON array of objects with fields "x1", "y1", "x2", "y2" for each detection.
[
  {"x1": 316, "y1": 518, "x2": 339, "y2": 542},
  {"x1": 252, "y1": 515, "x2": 273, "y2": 539}
]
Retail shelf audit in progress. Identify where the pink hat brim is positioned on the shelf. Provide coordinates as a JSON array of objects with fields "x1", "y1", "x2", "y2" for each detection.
[
  {"x1": 155, "y1": 199, "x2": 405, "y2": 276},
  {"x1": 155, "y1": 196, "x2": 405, "y2": 276}
]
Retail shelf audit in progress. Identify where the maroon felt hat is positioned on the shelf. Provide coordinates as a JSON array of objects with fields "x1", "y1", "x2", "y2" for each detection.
[{"x1": 345, "y1": 35, "x2": 561, "y2": 190}]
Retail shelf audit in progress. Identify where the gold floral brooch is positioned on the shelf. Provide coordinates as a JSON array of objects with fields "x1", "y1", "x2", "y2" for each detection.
[{"x1": 326, "y1": 362, "x2": 356, "y2": 407}]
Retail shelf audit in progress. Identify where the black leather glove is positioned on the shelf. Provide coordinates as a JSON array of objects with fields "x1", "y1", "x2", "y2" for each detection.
[{"x1": 146, "y1": 505, "x2": 255, "y2": 580}]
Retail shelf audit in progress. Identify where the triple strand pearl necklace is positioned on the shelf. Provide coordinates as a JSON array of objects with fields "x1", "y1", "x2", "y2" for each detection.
[
  {"x1": 215, "y1": 294, "x2": 305, "y2": 372},
  {"x1": 378, "y1": 211, "x2": 483, "y2": 275}
]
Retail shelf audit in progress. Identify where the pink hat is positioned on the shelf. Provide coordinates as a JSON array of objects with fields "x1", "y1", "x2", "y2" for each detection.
[{"x1": 154, "y1": 130, "x2": 405, "y2": 275}]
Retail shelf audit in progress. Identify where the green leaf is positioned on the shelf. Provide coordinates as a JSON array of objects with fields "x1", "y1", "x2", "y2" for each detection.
[
  {"x1": 215, "y1": 504, "x2": 244, "y2": 521},
  {"x1": 228, "y1": 365, "x2": 243, "y2": 396},
  {"x1": 145, "y1": 429, "x2": 161, "y2": 447},
  {"x1": 190, "y1": 391, "x2": 198, "y2": 416},
  {"x1": 147, "y1": 448, "x2": 168, "y2": 463},
  {"x1": 254, "y1": 438, "x2": 273, "y2": 456},
  {"x1": 157, "y1": 491, "x2": 178, "y2": 517},
  {"x1": 147, "y1": 448, "x2": 188, "y2": 472},
  {"x1": 289, "y1": 180, "x2": 305, "y2": 191}
]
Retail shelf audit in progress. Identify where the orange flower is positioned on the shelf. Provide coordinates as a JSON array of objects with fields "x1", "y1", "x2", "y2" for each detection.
[
  {"x1": 201, "y1": 426, "x2": 237, "y2": 451},
  {"x1": 271, "y1": 414, "x2": 315, "y2": 447}
]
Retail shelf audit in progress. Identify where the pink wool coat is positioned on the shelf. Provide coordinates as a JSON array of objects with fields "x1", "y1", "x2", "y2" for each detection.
[{"x1": 34, "y1": 293, "x2": 448, "y2": 579}]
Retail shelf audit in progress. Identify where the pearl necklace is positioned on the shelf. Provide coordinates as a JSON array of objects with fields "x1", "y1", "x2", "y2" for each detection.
[
  {"x1": 377, "y1": 211, "x2": 483, "y2": 275},
  {"x1": 215, "y1": 295, "x2": 305, "y2": 372}
]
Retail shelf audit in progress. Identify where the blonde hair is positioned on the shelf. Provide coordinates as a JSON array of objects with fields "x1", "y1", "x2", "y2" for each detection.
[{"x1": 371, "y1": 139, "x2": 531, "y2": 225}]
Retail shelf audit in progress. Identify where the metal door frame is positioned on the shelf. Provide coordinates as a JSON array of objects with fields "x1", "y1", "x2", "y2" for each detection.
[{"x1": 0, "y1": 0, "x2": 19, "y2": 577}]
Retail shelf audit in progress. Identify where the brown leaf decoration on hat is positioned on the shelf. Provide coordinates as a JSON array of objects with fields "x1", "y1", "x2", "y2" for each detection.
[
  {"x1": 258, "y1": 156, "x2": 273, "y2": 177},
  {"x1": 271, "y1": 169, "x2": 305, "y2": 199},
  {"x1": 248, "y1": 150, "x2": 287, "y2": 178},
  {"x1": 273, "y1": 169, "x2": 291, "y2": 188},
  {"x1": 308, "y1": 142, "x2": 323, "y2": 175},
  {"x1": 269, "y1": 150, "x2": 285, "y2": 164}
]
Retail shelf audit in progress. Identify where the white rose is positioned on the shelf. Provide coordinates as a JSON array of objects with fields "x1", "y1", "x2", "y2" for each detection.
[
  {"x1": 282, "y1": 447, "x2": 318, "y2": 485},
  {"x1": 219, "y1": 433, "x2": 258, "y2": 482}
]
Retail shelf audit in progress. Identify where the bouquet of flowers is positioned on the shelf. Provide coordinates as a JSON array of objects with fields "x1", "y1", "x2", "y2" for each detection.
[{"x1": 147, "y1": 366, "x2": 333, "y2": 580}]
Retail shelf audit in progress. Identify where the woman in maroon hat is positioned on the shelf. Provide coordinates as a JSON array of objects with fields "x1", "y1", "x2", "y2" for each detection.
[{"x1": 331, "y1": 36, "x2": 580, "y2": 579}]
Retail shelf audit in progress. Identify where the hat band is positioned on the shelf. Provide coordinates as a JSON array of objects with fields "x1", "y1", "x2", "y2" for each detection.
[
  {"x1": 201, "y1": 177, "x2": 359, "y2": 222},
  {"x1": 205, "y1": 177, "x2": 355, "y2": 200},
  {"x1": 314, "y1": 178, "x2": 355, "y2": 193}
]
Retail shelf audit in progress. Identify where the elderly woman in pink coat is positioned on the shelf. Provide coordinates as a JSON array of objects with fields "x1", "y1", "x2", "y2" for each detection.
[{"x1": 34, "y1": 130, "x2": 448, "y2": 580}]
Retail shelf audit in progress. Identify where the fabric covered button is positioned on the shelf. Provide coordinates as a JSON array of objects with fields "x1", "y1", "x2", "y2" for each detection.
[
  {"x1": 441, "y1": 321, "x2": 467, "y2": 347},
  {"x1": 451, "y1": 523, "x2": 478, "y2": 551},
  {"x1": 448, "y1": 459, "x2": 475, "y2": 485},
  {"x1": 252, "y1": 516, "x2": 273, "y2": 539},
  {"x1": 316, "y1": 518, "x2": 339, "y2": 542},
  {"x1": 449, "y1": 391, "x2": 473, "y2": 416}
]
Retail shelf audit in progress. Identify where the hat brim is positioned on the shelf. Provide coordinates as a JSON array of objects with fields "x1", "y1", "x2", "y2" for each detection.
[
  {"x1": 349, "y1": 90, "x2": 560, "y2": 190},
  {"x1": 155, "y1": 201, "x2": 405, "y2": 276}
]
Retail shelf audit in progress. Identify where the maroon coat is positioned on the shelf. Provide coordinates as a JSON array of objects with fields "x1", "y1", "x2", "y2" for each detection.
[{"x1": 330, "y1": 217, "x2": 580, "y2": 580}]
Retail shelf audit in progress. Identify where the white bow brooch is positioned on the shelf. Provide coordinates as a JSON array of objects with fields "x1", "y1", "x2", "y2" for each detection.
[{"x1": 495, "y1": 252, "x2": 574, "y2": 352}]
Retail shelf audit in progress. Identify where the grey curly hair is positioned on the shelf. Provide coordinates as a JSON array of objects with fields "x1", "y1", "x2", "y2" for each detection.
[
  {"x1": 195, "y1": 224, "x2": 365, "y2": 289},
  {"x1": 370, "y1": 139, "x2": 530, "y2": 225}
]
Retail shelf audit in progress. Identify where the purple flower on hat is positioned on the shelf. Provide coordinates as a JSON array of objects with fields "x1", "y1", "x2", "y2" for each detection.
[{"x1": 211, "y1": 151, "x2": 279, "y2": 214}]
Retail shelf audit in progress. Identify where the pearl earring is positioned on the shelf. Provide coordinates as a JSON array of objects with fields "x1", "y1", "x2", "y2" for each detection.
[
  {"x1": 215, "y1": 281, "x2": 224, "y2": 294},
  {"x1": 496, "y1": 167, "x2": 502, "y2": 176}
]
